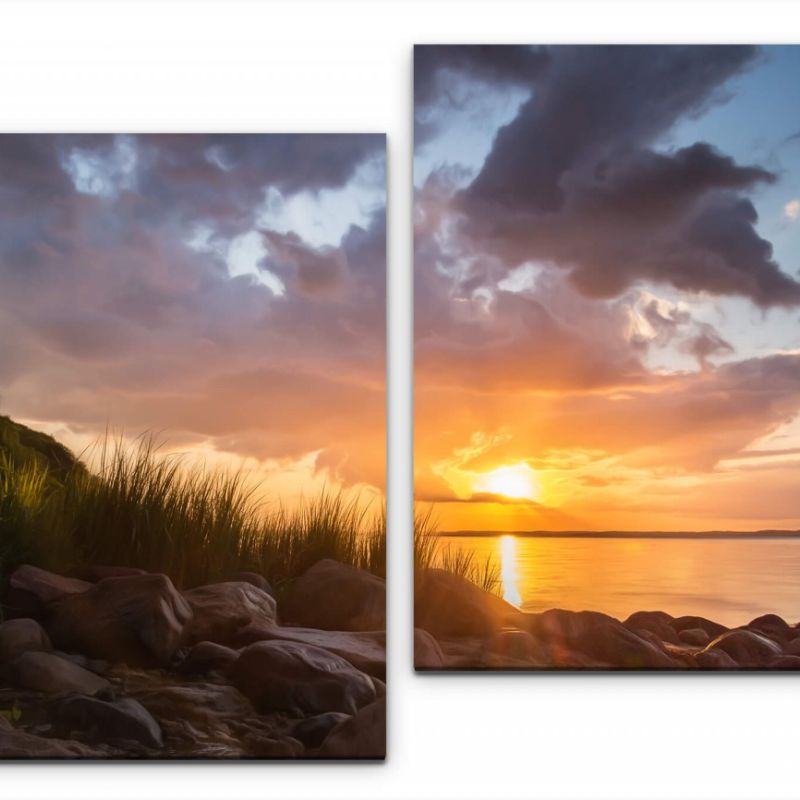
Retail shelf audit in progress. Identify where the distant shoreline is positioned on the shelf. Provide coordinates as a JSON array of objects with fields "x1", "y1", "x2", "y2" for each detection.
[{"x1": 439, "y1": 530, "x2": 800, "y2": 539}]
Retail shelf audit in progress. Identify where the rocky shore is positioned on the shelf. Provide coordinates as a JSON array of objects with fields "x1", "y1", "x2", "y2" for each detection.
[
  {"x1": 415, "y1": 568, "x2": 800, "y2": 670},
  {"x1": 0, "y1": 559, "x2": 389, "y2": 758}
]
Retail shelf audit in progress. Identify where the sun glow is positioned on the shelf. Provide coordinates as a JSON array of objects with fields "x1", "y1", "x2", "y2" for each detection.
[
  {"x1": 499, "y1": 534, "x2": 522, "y2": 607},
  {"x1": 475, "y1": 463, "x2": 540, "y2": 501}
]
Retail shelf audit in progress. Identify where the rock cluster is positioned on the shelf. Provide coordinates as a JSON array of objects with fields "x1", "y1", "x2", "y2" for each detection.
[
  {"x1": 415, "y1": 568, "x2": 800, "y2": 671},
  {"x1": 0, "y1": 560, "x2": 386, "y2": 759}
]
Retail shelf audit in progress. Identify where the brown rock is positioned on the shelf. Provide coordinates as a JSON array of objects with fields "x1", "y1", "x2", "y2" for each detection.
[
  {"x1": 48, "y1": 573, "x2": 192, "y2": 667},
  {"x1": 624, "y1": 610, "x2": 680, "y2": 645},
  {"x1": 703, "y1": 629, "x2": 782, "y2": 665},
  {"x1": 678, "y1": 627, "x2": 710, "y2": 647},
  {"x1": 414, "y1": 628, "x2": 445, "y2": 670},
  {"x1": 766, "y1": 655, "x2": 800, "y2": 670},
  {"x1": 230, "y1": 640, "x2": 376, "y2": 715},
  {"x1": 281, "y1": 559, "x2": 385, "y2": 632},
  {"x1": 415, "y1": 568, "x2": 521, "y2": 639},
  {"x1": 670, "y1": 615, "x2": 728, "y2": 640},
  {"x1": 5, "y1": 651, "x2": 110, "y2": 695},
  {"x1": 694, "y1": 647, "x2": 739, "y2": 669},
  {"x1": 747, "y1": 614, "x2": 793, "y2": 643},
  {"x1": 182, "y1": 581, "x2": 277, "y2": 646},
  {"x1": 234, "y1": 622, "x2": 386, "y2": 679},
  {"x1": 571, "y1": 619, "x2": 679, "y2": 669},
  {"x1": 180, "y1": 641, "x2": 239, "y2": 674},
  {"x1": 7, "y1": 565, "x2": 91, "y2": 619},
  {"x1": 54, "y1": 694, "x2": 163, "y2": 748},
  {"x1": 317, "y1": 696, "x2": 385, "y2": 759},
  {"x1": 0, "y1": 618, "x2": 51, "y2": 663}
]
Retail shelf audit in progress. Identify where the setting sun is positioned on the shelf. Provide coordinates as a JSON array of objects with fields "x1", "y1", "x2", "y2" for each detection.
[{"x1": 475, "y1": 464, "x2": 539, "y2": 501}]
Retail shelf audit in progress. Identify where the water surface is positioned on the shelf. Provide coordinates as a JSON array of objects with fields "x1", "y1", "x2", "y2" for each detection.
[{"x1": 437, "y1": 533, "x2": 800, "y2": 627}]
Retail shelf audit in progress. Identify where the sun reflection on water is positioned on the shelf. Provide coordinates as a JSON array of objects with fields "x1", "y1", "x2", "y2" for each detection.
[{"x1": 499, "y1": 534, "x2": 522, "y2": 606}]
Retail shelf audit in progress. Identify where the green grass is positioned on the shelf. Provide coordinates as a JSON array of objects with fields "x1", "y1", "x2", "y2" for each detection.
[
  {"x1": 0, "y1": 432, "x2": 385, "y2": 598},
  {"x1": 414, "y1": 506, "x2": 500, "y2": 595}
]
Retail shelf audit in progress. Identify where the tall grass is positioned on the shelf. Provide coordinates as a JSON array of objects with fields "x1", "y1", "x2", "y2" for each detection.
[
  {"x1": 0, "y1": 435, "x2": 385, "y2": 595},
  {"x1": 414, "y1": 506, "x2": 500, "y2": 594}
]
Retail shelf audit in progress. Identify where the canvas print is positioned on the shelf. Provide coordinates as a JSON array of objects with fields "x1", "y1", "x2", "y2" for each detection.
[
  {"x1": 414, "y1": 45, "x2": 800, "y2": 670},
  {"x1": 0, "y1": 134, "x2": 386, "y2": 757}
]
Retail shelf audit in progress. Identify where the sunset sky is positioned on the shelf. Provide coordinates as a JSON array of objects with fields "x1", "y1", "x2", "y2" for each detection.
[
  {"x1": 414, "y1": 45, "x2": 800, "y2": 532},
  {"x1": 0, "y1": 134, "x2": 385, "y2": 507}
]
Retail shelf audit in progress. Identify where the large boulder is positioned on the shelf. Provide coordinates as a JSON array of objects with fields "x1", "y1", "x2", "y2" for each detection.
[
  {"x1": 181, "y1": 581, "x2": 277, "y2": 646},
  {"x1": 234, "y1": 622, "x2": 386, "y2": 679},
  {"x1": 678, "y1": 628, "x2": 711, "y2": 647},
  {"x1": 415, "y1": 568, "x2": 521, "y2": 639},
  {"x1": 624, "y1": 611, "x2": 680, "y2": 645},
  {"x1": 0, "y1": 618, "x2": 51, "y2": 663},
  {"x1": 670, "y1": 615, "x2": 728, "y2": 640},
  {"x1": 54, "y1": 694, "x2": 163, "y2": 749},
  {"x1": 317, "y1": 696, "x2": 385, "y2": 759},
  {"x1": 214, "y1": 571, "x2": 274, "y2": 596},
  {"x1": 703, "y1": 629, "x2": 782, "y2": 665},
  {"x1": 6, "y1": 565, "x2": 91, "y2": 619},
  {"x1": 230, "y1": 640, "x2": 377, "y2": 715},
  {"x1": 766, "y1": 655, "x2": 800, "y2": 670},
  {"x1": 47, "y1": 573, "x2": 192, "y2": 667},
  {"x1": 292, "y1": 712, "x2": 350, "y2": 749},
  {"x1": 180, "y1": 641, "x2": 239, "y2": 675},
  {"x1": 281, "y1": 559, "x2": 385, "y2": 632},
  {"x1": 414, "y1": 628, "x2": 445, "y2": 670},
  {"x1": 5, "y1": 651, "x2": 110, "y2": 695},
  {"x1": 694, "y1": 647, "x2": 739, "y2": 670},
  {"x1": 747, "y1": 614, "x2": 793, "y2": 643},
  {"x1": 571, "y1": 619, "x2": 679, "y2": 669}
]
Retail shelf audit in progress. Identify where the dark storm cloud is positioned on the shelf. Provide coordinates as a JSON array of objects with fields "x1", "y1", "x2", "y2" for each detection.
[
  {"x1": 0, "y1": 134, "x2": 386, "y2": 489},
  {"x1": 418, "y1": 45, "x2": 800, "y2": 307}
]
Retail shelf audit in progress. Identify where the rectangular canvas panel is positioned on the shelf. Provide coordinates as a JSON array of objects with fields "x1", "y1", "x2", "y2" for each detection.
[
  {"x1": 413, "y1": 44, "x2": 800, "y2": 670},
  {"x1": 0, "y1": 133, "x2": 386, "y2": 756}
]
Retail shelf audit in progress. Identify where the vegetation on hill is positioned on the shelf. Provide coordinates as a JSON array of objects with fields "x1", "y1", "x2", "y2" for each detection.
[{"x1": 0, "y1": 418, "x2": 384, "y2": 600}]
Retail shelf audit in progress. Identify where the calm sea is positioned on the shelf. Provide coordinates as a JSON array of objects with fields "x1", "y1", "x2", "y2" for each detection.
[{"x1": 437, "y1": 533, "x2": 800, "y2": 628}]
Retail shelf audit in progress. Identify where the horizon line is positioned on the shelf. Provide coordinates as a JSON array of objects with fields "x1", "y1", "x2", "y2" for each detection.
[{"x1": 439, "y1": 529, "x2": 800, "y2": 539}]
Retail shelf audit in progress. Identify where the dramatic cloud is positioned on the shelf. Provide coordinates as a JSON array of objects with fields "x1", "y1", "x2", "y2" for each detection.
[
  {"x1": 0, "y1": 134, "x2": 386, "y2": 497},
  {"x1": 414, "y1": 45, "x2": 800, "y2": 531}
]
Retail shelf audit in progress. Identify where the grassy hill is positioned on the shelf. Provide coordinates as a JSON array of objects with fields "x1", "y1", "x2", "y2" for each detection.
[{"x1": 0, "y1": 415, "x2": 84, "y2": 480}]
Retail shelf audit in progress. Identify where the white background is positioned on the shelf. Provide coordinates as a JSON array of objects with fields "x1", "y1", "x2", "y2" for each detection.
[{"x1": 1, "y1": 1, "x2": 799, "y2": 798}]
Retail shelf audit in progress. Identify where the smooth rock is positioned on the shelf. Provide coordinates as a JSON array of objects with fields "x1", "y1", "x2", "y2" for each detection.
[
  {"x1": 234, "y1": 622, "x2": 386, "y2": 679},
  {"x1": 292, "y1": 712, "x2": 350, "y2": 748},
  {"x1": 230, "y1": 640, "x2": 376, "y2": 715},
  {"x1": 182, "y1": 581, "x2": 277, "y2": 646},
  {"x1": 783, "y1": 638, "x2": 800, "y2": 656},
  {"x1": 765, "y1": 655, "x2": 800, "y2": 670},
  {"x1": 0, "y1": 618, "x2": 51, "y2": 663},
  {"x1": 747, "y1": 614, "x2": 793, "y2": 643},
  {"x1": 54, "y1": 694, "x2": 163, "y2": 748},
  {"x1": 694, "y1": 647, "x2": 739, "y2": 669},
  {"x1": 7, "y1": 565, "x2": 91, "y2": 619},
  {"x1": 678, "y1": 627, "x2": 710, "y2": 647},
  {"x1": 414, "y1": 628, "x2": 445, "y2": 670},
  {"x1": 317, "y1": 696, "x2": 385, "y2": 758},
  {"x1": 624, "y1": 610, "x2": 680, "y2": 645},
  {"x1": 5, "y1": 651, "x2": 110, "y2": 695},
  {"x1": 670, "y1": 615, "x2": 728, "y2": 640},
  {"x1": 703, "y1": 629, "x2": 782, "y2": 664},
  {"x1": 281, "y1": 559, "x2": 385, "y2": 632},
  {"x1": 48, "y1": 573, "x2": 192, "y2": 667},
  {"x1": 571, "y1": 619, "x2": 679, "y2": 669},
  {"x1": 415, "y1": 568, "x2": 521, "y2": 639},
  {"x1": 180, "y1": 641, "x2": 239, "y2": 674},
  {"x1": 488, "y1": 627, "x2": 547, "y2": 664}
]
